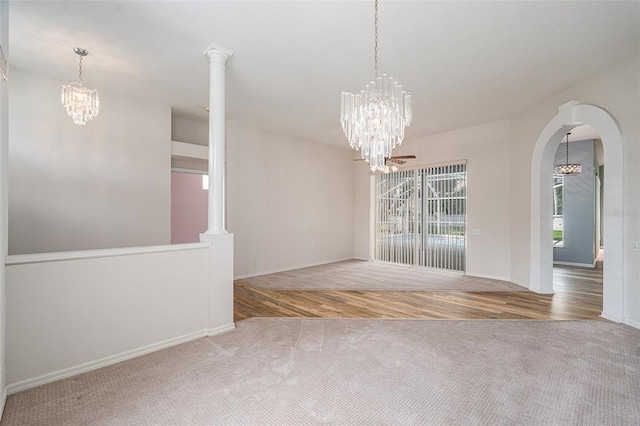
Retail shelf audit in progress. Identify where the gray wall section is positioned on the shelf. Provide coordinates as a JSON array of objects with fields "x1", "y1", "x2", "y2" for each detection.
[
  {"x1": 553, "y1": 139, "x2": 595, "y2": 265},
  {"x1": 599, "y1": 165, "x2": 604, "y2": 246}
]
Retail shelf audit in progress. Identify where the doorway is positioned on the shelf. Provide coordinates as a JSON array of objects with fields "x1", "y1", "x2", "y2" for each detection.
[
  {"x1": 551, "y1": 128, "x2": 603, "y2": 268},
  {"x1": 171, "y1": 170, "x2": 208, "y2": 244},
  {"x1": 530, "y1": 101, "x2": 624, "y2": 322}
]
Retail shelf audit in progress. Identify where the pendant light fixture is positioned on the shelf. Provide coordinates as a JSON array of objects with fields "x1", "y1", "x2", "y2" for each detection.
[
  {"x1": 61, "y1": 47, "x2": 100, "y2": 125},
  {"x1": 554, "y1": 132, "x2": 582, "y2": 176},
  {"x1": 340, "y1": 0, "x2": 412, "y2": 172}
]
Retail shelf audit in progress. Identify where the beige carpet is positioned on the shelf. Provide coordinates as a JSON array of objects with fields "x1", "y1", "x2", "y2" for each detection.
[
  {"x1": 3, "y1": 318, "x2": 639, "y2": 425},
  {"x1": 240, "y1": 260, "x2": 525, "y2": 291}
]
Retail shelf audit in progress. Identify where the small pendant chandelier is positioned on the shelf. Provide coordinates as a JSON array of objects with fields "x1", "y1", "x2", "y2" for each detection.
[
  {"x1": 340, "y1": 0, "x2": 412, "y2": 172},
  {"x1": 61, "y1": 47, "x2": 100, "y2": 125},
  {"x1": 554, "y1": 132, "x2": 582, "y2": 176}
]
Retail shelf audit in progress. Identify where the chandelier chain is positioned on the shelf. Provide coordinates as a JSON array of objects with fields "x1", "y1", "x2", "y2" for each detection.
[
  {"x1": 78, "y1": 55, "x2": 83, "y2": 83},
  {"x1": 565, "y1": 133, "x2": 569, "y2": 165},
  {"x1": 374, "y1": 0, "x2": 378, "y2": 79}
]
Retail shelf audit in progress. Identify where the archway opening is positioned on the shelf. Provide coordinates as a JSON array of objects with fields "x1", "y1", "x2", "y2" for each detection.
[{"x1": 530, "y1": 101, "x2": 624, "y2": 322}]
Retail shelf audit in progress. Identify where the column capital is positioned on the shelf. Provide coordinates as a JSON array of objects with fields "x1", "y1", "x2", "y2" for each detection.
[{"x1": 202, "y1": 43, "x2": 233, "y2": 63}]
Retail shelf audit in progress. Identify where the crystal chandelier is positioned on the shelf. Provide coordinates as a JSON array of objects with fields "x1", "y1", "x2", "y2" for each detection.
[
  {"x1": 340, "y1": 0, "x2": 412, "y2": 172},
  {"x1": 383, "y1": 163, "x2": 398, "y2": 174},
  {"x1": 554, "y1": 132, "x2": 582, "y2": 175},
  {"x1": 61, "y1": 48, "x2": 100, "y2": 125}
]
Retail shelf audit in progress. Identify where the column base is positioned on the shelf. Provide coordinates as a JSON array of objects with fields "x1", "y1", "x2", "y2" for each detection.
[{"x1": 204, "y1": 229, "x2": 228, "y2": 235}]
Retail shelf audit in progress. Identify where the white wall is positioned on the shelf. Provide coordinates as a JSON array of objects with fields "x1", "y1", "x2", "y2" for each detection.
[
  {"x1": 227, "y1": 122, "x2": 354, "y2": 277},
  {"x1": 171, "y1": 115, "x2": 208, "y2": 146},
  {"x1": 5, "y1": 244, "x2": 210, "y2": 392},
  {"x1": 353, "y1": 120, "x2": 513, "y2": 281},
  {"x1": 353, "y1": 161, "x2": 371, "y2": 260},
  {"x1": 510, "y1": 56, "x2": 639, "y2": 325},
  {"x1": 0, "y1": 0, "x2": 9, "y2": 412},
  {"x1": 171, "y1": 115, "x2": 208, "y2": 171},
  {"x1": 8, "y1": 69, "x2": 172, "y2": 255}
]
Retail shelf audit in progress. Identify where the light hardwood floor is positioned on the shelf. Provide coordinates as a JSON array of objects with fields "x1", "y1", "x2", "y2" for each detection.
[{"x1": 234, "y1": 264, "x2": 603, "y2": 322}]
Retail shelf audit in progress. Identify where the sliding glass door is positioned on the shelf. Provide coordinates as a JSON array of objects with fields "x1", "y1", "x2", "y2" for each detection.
[{"x1": 374, "y1": 163, "x2": 467, "y2": 272}]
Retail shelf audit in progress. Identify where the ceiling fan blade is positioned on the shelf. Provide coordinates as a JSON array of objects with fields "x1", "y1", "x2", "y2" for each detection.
[
  {"x1": 390, "y1": 155, "x2": 416, "y2": 160},
  {"x1": 388, "y1": 159, "x2": 406, "y2": 165}
]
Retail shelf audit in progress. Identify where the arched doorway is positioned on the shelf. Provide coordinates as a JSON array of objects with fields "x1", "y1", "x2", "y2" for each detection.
[{"x1": 530, "y1": 100, "x2": 624, "y2": 322}]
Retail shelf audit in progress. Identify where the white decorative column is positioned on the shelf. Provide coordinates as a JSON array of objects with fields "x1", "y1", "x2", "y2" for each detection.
[
  {"x1": 203, "y1": 43, "x2": 232, "y2": 234},
  {"x1": 200, "y1": 43, "x2": 235, "y2": 335}
]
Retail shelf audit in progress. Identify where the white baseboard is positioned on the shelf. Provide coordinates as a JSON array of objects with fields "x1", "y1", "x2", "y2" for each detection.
[
  {"x1": 528, "y1": 284, "x2": 555, "y2": 295},
  {"x1": 234, "y1": 257, "x2": 353, "y2": 280},
  {"x1": 623, "y1": 318, "x2": 640, "y2": 330},
  {"x1": 600, "y1": 311, "x2": 623, "y2": 323},
  {"x1": 7, "y1": 329, "x2": 213, "y2": 395},
  {"x1": 466, "y1": 272, "x2": 530, "y2": 290},
  {"x1": 509, "y1": 278, "x2": 530, "y2": 289},
  {"x1": 465, "y1": 272, "x2": 510, "y2": 283},
  {"x1": 208, "y1": 323, "x2": 235, "y2": 336},
  {"x1": 353, "y1": 257, "x2": 370, "y2": 261},
  {"x1": 553, "y1": 260, "x2": 596, "y2": 268}
]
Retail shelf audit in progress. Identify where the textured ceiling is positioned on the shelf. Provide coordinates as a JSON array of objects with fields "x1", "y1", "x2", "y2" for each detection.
[{"x1": 9, "y1": 1, "x2": 640, "y2": 147}]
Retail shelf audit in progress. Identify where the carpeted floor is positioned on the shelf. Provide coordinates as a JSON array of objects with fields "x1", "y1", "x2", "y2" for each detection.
[
  {"x1": 3, "y1": 318, "x2": 639, "y2": 425},
  {"x1": 240, "y1": 260, "x2": 525, "y2": 291}
]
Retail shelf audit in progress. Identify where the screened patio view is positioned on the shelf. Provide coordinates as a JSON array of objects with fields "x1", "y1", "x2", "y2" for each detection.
[{"x1": 374, "y1": 163, "x2": 467, "y2": 272}]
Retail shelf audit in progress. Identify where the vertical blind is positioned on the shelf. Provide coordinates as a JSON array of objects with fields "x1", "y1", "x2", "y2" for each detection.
[{"x1": 374, "y1": 163, "x2": 467, "y2": 272}]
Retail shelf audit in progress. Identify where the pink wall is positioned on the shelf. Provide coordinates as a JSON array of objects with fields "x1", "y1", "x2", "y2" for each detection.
[{"x1": 171, "y1": 172, "x2": 208, "y2": 244}]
